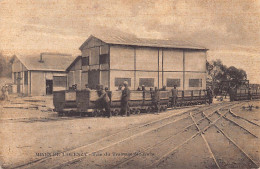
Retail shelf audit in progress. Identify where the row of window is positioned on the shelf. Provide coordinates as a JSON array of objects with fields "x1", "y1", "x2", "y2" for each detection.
[
  {"x1": 82, "y1": 54, "x2": 109, "y2": 66},
  {"x1": 115, "y1": 78, "x2": 202, "y2": 88}
]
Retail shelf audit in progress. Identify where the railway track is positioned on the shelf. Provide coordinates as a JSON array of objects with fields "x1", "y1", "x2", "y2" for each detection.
[
  {"x1": 202, "y1": 110, "x2": 259, "y2": 169},
  {"x1": 49, "y1": 104, "x2": 229, "y2": 169},
  {"x1": 106, "y1": 102, "x2": 257, "y2": 169},
  {"x1": 12, "y1": 102, "x2": 233, "y2": 169},
  {"x1": 50, "y1": 103, "x2": 242, "y2": 169},
  {"x1": 152, "y1": 106, "x2": 259, "y2": 169},
  {"x1": 13, "y1": 101, "x2": 257, "y2": 169},
  {"x1": 107, "y1": 106, "x2": 235, "y2": 169}
]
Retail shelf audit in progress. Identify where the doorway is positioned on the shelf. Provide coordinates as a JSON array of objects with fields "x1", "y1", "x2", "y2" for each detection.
[{"x1": 46, "y1": 80, "x2": 53, "y2": 95}]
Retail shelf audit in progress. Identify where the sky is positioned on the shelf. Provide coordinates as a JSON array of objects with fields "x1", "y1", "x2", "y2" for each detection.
[{"x1": 0, "y1": 0, "x2": 259, "y2": 83}]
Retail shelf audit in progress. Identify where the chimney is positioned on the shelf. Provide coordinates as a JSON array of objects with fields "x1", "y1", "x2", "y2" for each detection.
[{"x1": 39, "y1": 53, "x2": 44, "y2": 63}]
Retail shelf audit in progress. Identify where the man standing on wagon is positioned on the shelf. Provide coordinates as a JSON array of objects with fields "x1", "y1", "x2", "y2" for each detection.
[{"x1": 121, "y1": 81, "x2": 130, "y2": 116}]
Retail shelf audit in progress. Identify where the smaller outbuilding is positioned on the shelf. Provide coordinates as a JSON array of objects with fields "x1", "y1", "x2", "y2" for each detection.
[{"x1": 11, "y1": 53, "x2": 76, "y2": 96}]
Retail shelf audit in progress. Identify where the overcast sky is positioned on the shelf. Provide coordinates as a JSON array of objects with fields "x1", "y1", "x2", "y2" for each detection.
[{"x1": 0, "y1": 0, "x2": 259, "y2": 83}]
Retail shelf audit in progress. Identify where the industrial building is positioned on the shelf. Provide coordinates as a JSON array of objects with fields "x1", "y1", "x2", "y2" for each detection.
[
  {"x1": 67, "y1": 34, "x2": 208, "y2": 91},
  {"x1": 11, "y1": 53, "x2": 75, "y2": 96}
]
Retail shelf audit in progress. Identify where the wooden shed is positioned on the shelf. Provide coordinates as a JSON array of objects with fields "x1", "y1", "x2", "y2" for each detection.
[
  {"x1": 67, "y1": 34, "x2": 208, "y2": 91},
  {"x1": 11, "y1": 53, "x2": 76, "y2": 96}
]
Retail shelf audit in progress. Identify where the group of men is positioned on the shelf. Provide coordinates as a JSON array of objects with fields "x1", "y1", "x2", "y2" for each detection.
[
  {"x1": 96, "y1": 81, "x2": 130, "y2": 118},
  {"x1": 95, "y1": 82, "x2": 181, "y2": 118},
  {"x1": 95, "y1": 82, "x2": 215, "y2": 118}
]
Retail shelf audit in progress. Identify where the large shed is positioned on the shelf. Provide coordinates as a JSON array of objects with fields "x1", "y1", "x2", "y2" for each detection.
[
  {"x1": 67, "y1": 34, "x2": 208, "y2": 91},
  {"x1": 11, "y1": 53, "x2": 76, "y2": 96}
]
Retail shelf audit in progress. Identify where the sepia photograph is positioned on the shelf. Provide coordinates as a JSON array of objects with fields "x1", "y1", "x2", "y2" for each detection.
[{"x1": 0, "y1": 0, "x2": 259, "y2": 168}]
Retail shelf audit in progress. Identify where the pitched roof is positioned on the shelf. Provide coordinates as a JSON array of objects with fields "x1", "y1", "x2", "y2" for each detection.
[
  {"x1": 15, "y1": 53, "x2": 76, "y2": 71},
  {"x1": 79, "y1": 34, "x2": 207, "y2": 50}
]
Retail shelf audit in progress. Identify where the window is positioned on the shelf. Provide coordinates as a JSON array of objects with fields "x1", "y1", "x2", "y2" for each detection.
[
  {"x1": 189, "y1": 79, "x2": 202, "y2": 87},
  {"x1": 139, "y1": 78, "x2": 154, "y2": 87},
  {"x1": 24, "y1": 71, "x2": 28, "y2": 85},
  {"x1": 53, "y1": 76, "x2": 67, "y2": 87},
  {"x1": 115, "y1": 78, "x2": 131, "y2": 87},
  {"x1": 82, "y1": 57, "x2": 89, "y2": 66},
  {"x1": 167, "y1": 79, "x2": 180, "y2": 87},
  {"x1": 99, "y1": 54, "x2": 109, "y2": 64}
]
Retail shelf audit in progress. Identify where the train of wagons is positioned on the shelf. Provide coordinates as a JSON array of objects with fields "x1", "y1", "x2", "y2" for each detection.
[
  {"x1": 53, "y1": 88, "x2": 210, "y2": 117},
  {"x1": 53, "y1": 86, "x2": 260, "y2": 117}
]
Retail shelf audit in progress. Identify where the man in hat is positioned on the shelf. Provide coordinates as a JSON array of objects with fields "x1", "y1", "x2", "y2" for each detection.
[
  {"x1": 121, "y1": 81, "x2": 130, "y2": 116},
  {"x1": 97, "y1": 85, "x2": 111, "y2": 118},
  {"x1": 171, "y1": 85, "x2": 178, "y2": 108}
]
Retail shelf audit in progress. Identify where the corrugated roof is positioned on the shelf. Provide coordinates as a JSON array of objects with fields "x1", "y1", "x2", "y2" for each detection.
[
  {"x1": 80, "y1": 34, "x2": 207, "y2": 50},
  {"x1": 15, "y1": 53, "x2": 76, "y2": 71}
]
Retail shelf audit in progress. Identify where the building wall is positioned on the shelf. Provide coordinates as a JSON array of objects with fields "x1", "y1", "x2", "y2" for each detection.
[
  {"x1": 81, "y1": 37, "x2": 108, "y2": 65},
  {"x1": 136, "y1": 47, "x2": 158, "y2": 71},
  {"x1": 163, "y1": 49, "x2": 183, "y2": 71},
  {"x1": 67, "y1": 58, "x2": 88, "y2": 90},
  {"x1": 110, "y1": 70, "x2": 135, "y2": 90},
  {"x1": 163, "y1": 72, "x2": 184, "y2": 90},
  {"x1": 12, "y1": 57, "x2": 27, "y2": 94},
  {"x1": 76, "y1": 36, "x2": 207, "y2": 91},
  {"x1": 110, "y1": 46, "x2": 134, "y2": 70},
  {"x1": 109, "y1": 45, "x2": 207, "y2": 91},
  {"x1": 31, "y1": 71, "x2": 46, "y2": 96},
  {"x1": 68, "y1": 37, "x2": 109, "y2": 89},
  {"x1": 185, "y1": 50, "x2": 206, "y2": 72},
  {"x1": 30, "y1": 71, "x2": 67, "y2": 96},
  {"x1": 12, "y1": 56, "x2": 69, "y2": 96}
]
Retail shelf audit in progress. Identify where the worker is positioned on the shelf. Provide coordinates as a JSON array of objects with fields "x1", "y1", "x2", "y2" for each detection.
[
  {"x1": 152, "y1": 87, "x2": 160, "y2": 114},
  {"x1": 1, "y1": 85, "x2": 9, "y2": 101},
  {"x1": 120, "y1": 81, "x2": 130, "y2": 116},
  {"x1": 206, "y1": 87, "x2": 213, "y2": 105},
  {"x1": 141, "y1": 85, "x2": 146, "y2": 91},
  {"x1": 248, "y1": 87, "x2": 252, "y2": 100},
  {"x1": 97, "y1": 85, "x2": 111, "y2": 118},
  {"x1": 171, "y1": 85, "x2": 178, "y2": 108},
  {"x1": 105, "y1": 87, "x2": 109, "y2": 92},
  {"x1": 137, "y1": 86, "x2": 141, "y2": 91}
]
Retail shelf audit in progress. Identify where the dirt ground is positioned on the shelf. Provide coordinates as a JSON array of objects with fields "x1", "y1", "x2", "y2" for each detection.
[
  {"x1": 0, "y1": 94, "x2": 195, "y2": 168},
  {"x1": 0, "y1": 95, "x2": 259, "y2": 169}
]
